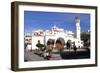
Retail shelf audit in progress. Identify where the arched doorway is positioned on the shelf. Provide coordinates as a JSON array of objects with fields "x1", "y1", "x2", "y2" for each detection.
[
  {"x1": 47, "y1": 39, "x2": 55, "y2": 45},
  {"x1": 56, "y1": 37, "x2": 65, "y2": 50},
  {"x1": 46, "y1": 39, "x2": 55, "y2": 50}
]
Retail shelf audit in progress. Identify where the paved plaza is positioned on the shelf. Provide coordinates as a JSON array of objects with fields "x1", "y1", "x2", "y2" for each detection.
[{"x1": 24, "y1": 48, "x2": 90, "y2": 62}]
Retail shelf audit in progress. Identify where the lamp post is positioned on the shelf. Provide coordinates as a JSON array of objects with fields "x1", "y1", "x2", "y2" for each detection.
[{"x1": 44, "y1": 32, "x2": 46, "y2": 45}]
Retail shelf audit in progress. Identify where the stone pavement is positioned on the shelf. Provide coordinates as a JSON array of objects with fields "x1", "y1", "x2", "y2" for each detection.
[
  {"x1": 24, "y1": 48, "x2": 90, "y2": 62},
  {"x1": 24, "y1": 50, "x2": 45, "y2": 61}
]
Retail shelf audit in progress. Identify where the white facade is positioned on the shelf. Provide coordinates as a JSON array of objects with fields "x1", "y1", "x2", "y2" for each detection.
[
  {"x1": 24, "y1": 32, "x2": 32, "y2": 44},
  {"x1": 31, "y1": 17, "x2": 83, "y2": 50}
]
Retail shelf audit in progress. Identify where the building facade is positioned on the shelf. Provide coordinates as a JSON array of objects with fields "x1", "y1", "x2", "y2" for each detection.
[{"x1": 31, "y1": 17, "x2": 83, "y2": 50}]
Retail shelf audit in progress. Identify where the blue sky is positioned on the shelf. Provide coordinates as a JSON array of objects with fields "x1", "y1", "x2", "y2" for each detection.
[{"x1": 24, "y1": 11, "x2": 90, "y2": 33}]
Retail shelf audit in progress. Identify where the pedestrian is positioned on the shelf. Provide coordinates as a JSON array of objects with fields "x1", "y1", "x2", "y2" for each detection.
[{"x1": 73, "y1": 42, "x2": 77, "y2": 53}]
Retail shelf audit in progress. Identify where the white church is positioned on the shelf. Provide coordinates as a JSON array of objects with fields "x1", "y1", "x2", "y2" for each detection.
[{"x1": 30, "y1": 17, "x2": 84, "y2": 50}]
